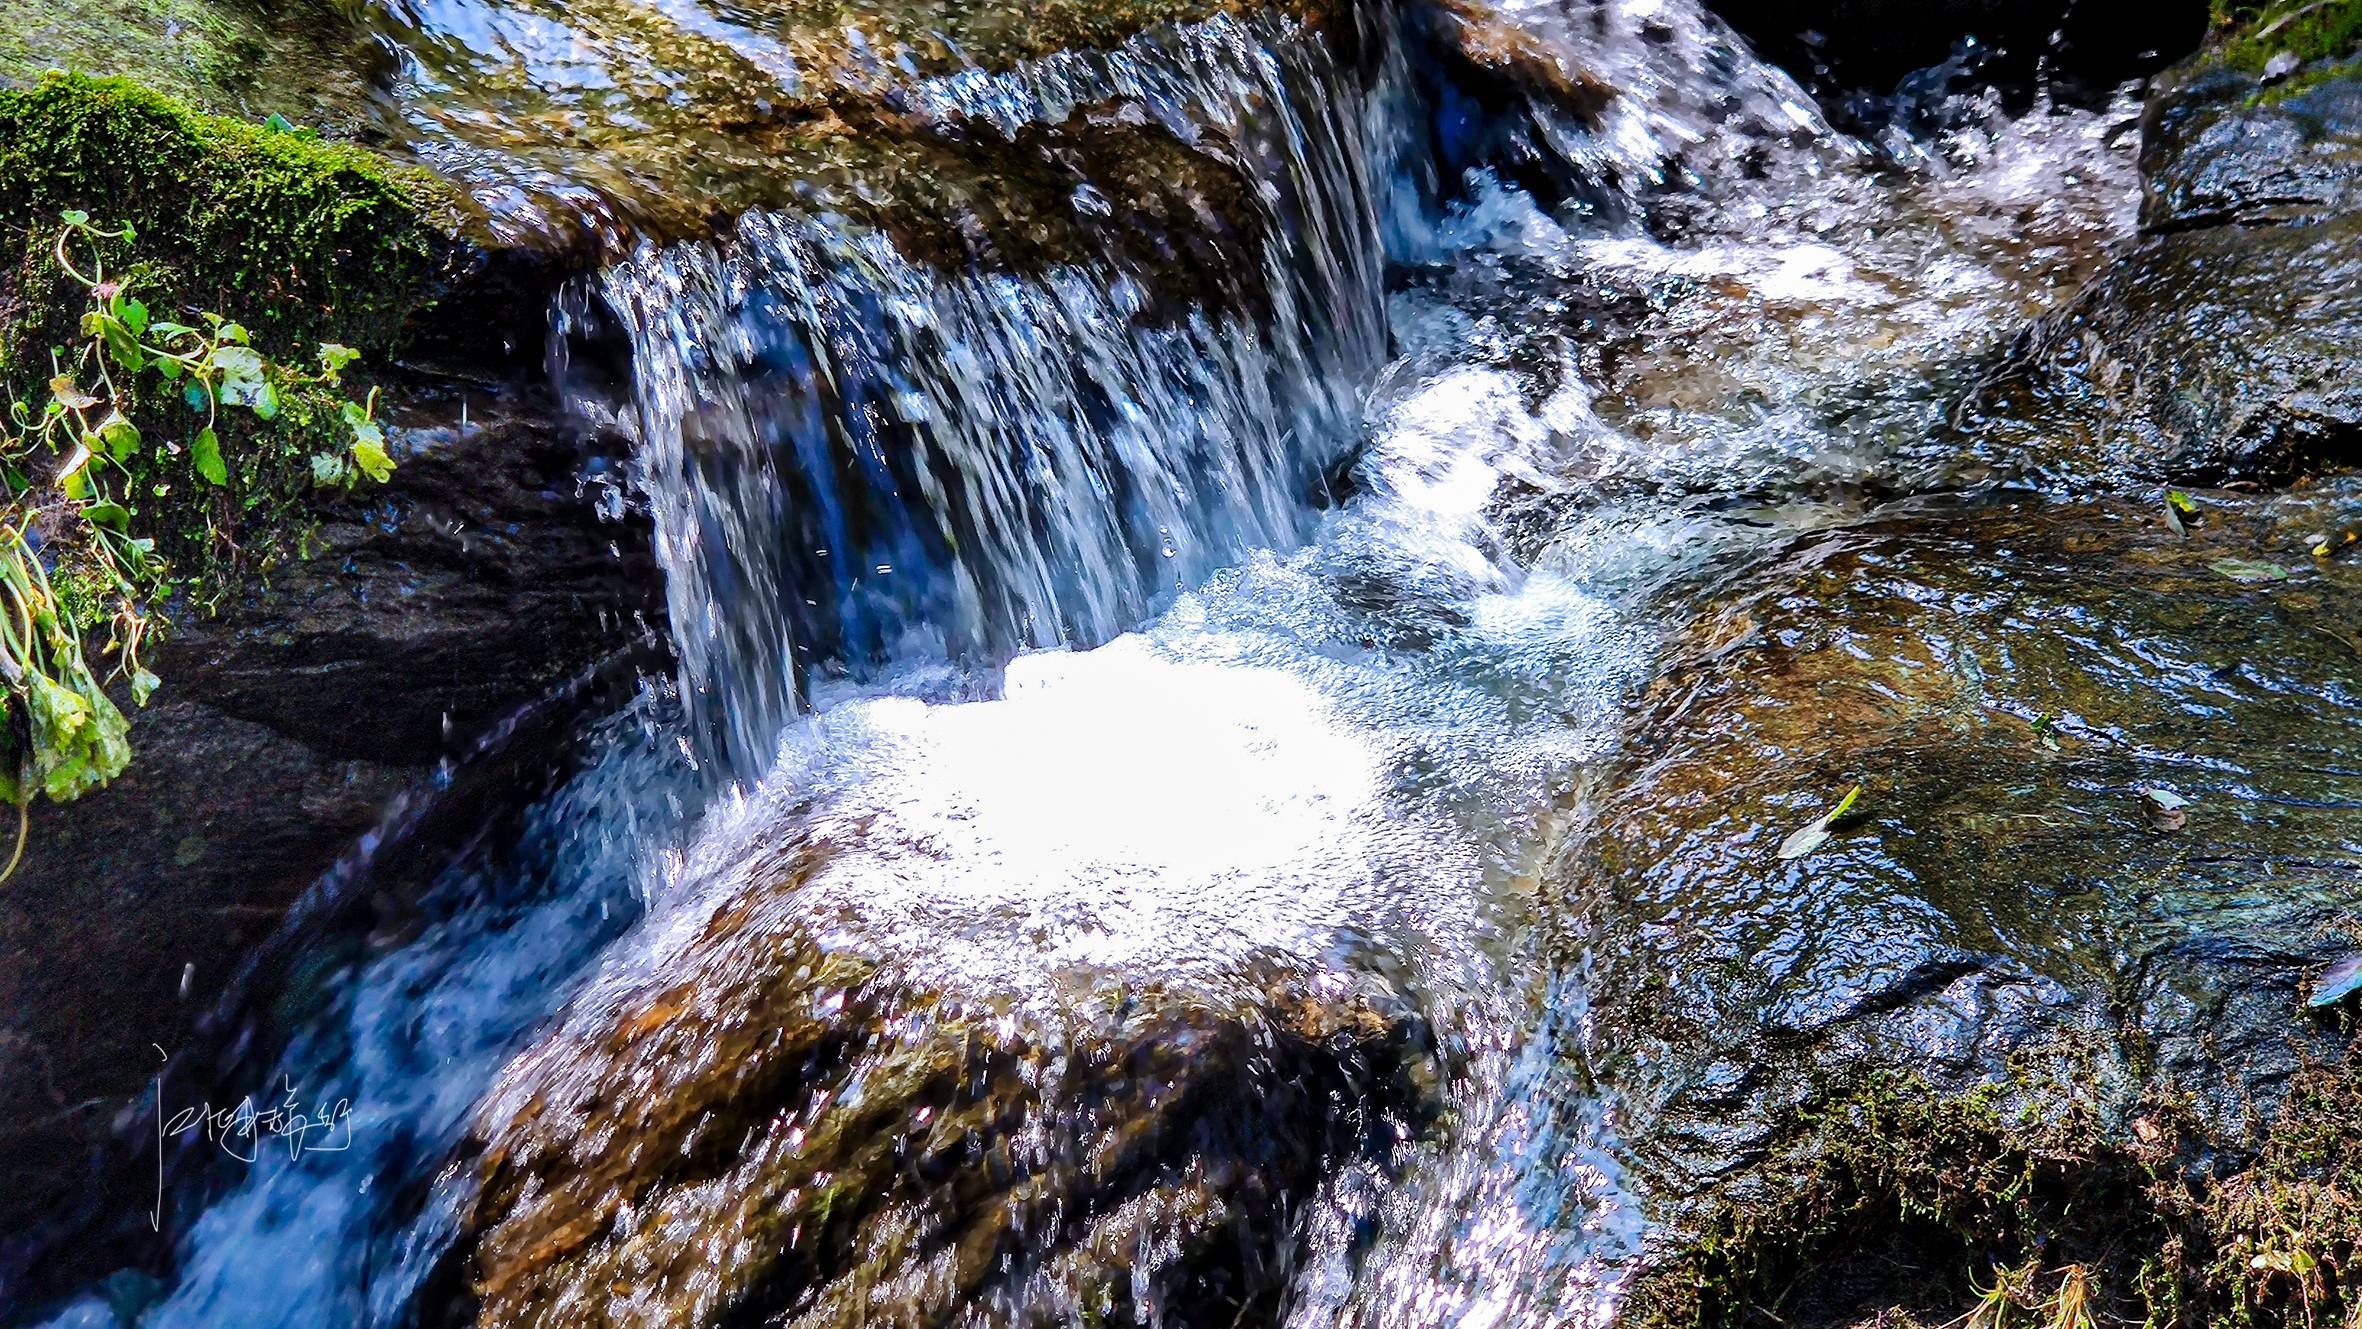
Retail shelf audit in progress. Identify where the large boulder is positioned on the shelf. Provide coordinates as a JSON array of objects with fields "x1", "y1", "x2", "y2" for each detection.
[
  {"x1": 422, "y1": 820, "x2": 1429, "y2": 1329},
  {"x1": 1953, "y1": 33, "x2": 2362, "y2": 488},
  {"x1": 1559, "y1": 485, "x2": 2362, "y2": 1326},
  {"x1": 0, "y1": 386, "x2": 658, "y2": 1269}
]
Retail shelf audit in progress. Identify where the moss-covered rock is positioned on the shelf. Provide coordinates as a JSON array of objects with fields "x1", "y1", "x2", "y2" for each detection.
[
  {"x1": 0, "y1": 0, "x2": 385, "y2": 133},
  {"x1": 1624, "y1": 1054, "x2": 2362, "y2": 1329},
  {"x1": 0, "y1": 71, "x2": 463, "y2": 363},
  {"x1": 1552, "y1": 485, "x2": 2362, "y2": 1325},
  {"x1": 2208, "y1": 0, "x2": 2362, "y2": 78}
]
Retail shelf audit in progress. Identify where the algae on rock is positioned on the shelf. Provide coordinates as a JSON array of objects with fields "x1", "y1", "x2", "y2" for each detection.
[{"x1": 1562, "y1": 486, "x2": 2362, "y2": 1326}]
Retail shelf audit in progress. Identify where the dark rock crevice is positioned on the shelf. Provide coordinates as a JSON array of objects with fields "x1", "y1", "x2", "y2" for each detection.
[{"x1": 0, "y1": 380, "x2": 663, "y2": 1307}]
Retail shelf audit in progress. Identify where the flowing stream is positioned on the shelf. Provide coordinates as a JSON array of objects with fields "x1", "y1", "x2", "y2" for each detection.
[{"x1": 30, "y1": 2, "x2": 2144, "y2": 1326}]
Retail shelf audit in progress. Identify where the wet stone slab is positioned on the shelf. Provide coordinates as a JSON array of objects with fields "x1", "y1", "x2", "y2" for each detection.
[
  {"x1": 1560, "y1": 482, "x2": 2362, "y2": 1231},
  {"x1": 424, "y1": 820, "x2": 1433, "y2": 1329}
]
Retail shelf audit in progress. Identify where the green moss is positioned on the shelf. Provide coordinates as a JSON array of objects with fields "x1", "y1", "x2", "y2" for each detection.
[
  {"x1": 1628, "y1": 1057, "x2": 2362, "y2": 1329},
  {"x1": 2197, "y1": 1064, "x2": 2362, "y2": 1326},
  {"x1": 1623, "y1": 1058, "x2": 2157, "y2": 1329},
  {"x1": 0, "y1": 71, "x2": 459, "y2": 363},
  {"x1": 2207, "y1": 0, "x2": 2362, "y2": 71}
]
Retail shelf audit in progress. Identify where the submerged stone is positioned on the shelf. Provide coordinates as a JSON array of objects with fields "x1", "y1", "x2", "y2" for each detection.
[
  {"x1": 1558, "y1": 484, "x2": 2362, "y2": 1324},
  {"x1": 428, "y1": 824, "x2": 1428, "y2": 1329}
]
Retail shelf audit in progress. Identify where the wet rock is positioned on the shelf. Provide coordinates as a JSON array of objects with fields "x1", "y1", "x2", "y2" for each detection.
[
  {"x1": 1558, "y1": 486, "x2": 2362, "y2": 1322},
  {"x1": 1954, "y1": 47, "x2": 2362, "y2": 489},
  {"x1": 340, "y1": 0, "x2": 1347, "y2": 258},
  {"x1": 0, "y1": 385, "x2": 657, "y2": 1257},
  {"x1": 1423, "y1": 0, "x2": 1617, "y2": 124},
  {"x1": 427, "y1": 828, "x2": 1426, "y2": 1329},
  {"x1": 2142, "y1": 60, "x2": 2362, "y2": 229},
  {"x1": 1952, "y1": 215, "x2": 2362, "y2": 485}
]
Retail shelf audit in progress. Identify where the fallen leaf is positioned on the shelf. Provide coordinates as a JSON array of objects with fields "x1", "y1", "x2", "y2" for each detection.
[
  {"x1": 2032, "y1": 713, "x2": 2062, "y2": 751},
  {"x1": 2310, "y1": 954, "x2": 2362, "y2": 1009},
  {"x1": 2210, "y1": 558, "x2": 2291, "y2": 583},
  {"x1": 48, "y1": 374, "x2": 99, "y2": 410},
  {"x1": 1780, "y1": 783, "x2": 1864, "y2": 861}
]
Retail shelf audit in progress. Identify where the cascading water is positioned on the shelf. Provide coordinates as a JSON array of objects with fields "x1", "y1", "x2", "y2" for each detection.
[
  {"x1": 20, "y1": 1, "x2": 2151, "y2": 1326},
  {"x1": 572, "y1": 12, "x2": 1390, "y2": 776}
]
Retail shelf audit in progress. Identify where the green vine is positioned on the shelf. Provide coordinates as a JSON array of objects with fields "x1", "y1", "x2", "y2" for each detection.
[{"x1": 0, "y1": 210, "x2": 393, "y2": 878}]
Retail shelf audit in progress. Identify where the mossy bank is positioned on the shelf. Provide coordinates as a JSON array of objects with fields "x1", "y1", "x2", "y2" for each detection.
[{"x1": 1626, "y1": 1054, "x2": 2362, "y2": 1329}]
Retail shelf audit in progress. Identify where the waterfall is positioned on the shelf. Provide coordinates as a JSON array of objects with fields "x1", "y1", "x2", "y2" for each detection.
[
  {"x1": 12, "y1": 1, "x2": 2164, "y2": 1326},
  {"x1": 577, "y1": 11, "x2": 1395, "y2": 779}
]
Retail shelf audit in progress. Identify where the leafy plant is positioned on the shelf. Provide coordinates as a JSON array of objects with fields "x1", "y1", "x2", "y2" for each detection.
[{"x1": 0, "y1": 211, "x2": 394, "y2": 879}]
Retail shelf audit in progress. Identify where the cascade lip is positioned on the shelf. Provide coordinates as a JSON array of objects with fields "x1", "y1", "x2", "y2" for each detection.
[{"x1": 346, "y1": 0, "x2": 1352, "y2": 264}]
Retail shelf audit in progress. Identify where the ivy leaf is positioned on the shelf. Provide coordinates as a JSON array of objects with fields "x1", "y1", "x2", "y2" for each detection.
[
  {"x1": 94, "y1": 312, "x2": 145, "y2": 373},
  {"x1": 26, "y1": 673, "x2": 92, "y2": 749},
  {"x1": 191, "y1": 427, "x2": 228, "y2": 486},
  {"x1": 112, "y1": 293, "x2": 149, "y2": 337},
  {"x1": 131, "y1": 667, "x2": 161, "y2": 707},
  {"x1": 96, "y1": 411, "x2": 140, "y2": 460},
  {"x1": 318, "y1": 343, "x2": 360, "y2": 379},
  {"x1": 211, "y1": 345, "x2": 264, "y2": 381},
  {"x1": 61, "y1": 208, "x2": 90, "y2": 227},
  {"x1": 352, "y1": 435, "x2": 394, "y2": 484},
  {"x1": 2211, "y1": 558, "x2": 2291, "y2": 583},
  {"x1": 80, "y1": 500, "x2": 131, "y2": 530},
  {"x1": 216, "y1": 322, "x2": 250, "y2": 347},
  {"x1": 212, "y1": 346, "x2": 275, "y2": 418},
  {"x1": 1780, "y1": 783, "x2": 1865, "y2": 861}
]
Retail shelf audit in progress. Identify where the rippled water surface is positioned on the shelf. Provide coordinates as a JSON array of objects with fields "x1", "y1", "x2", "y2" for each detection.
[{"x1": 30, "y1": 1, "x2": 2151, "y2": 1325}]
